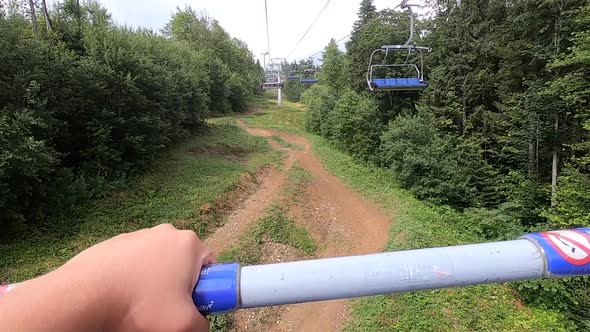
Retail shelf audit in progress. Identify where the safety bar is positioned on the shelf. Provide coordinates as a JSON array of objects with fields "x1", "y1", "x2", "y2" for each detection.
[
  {"x1": 2, "y1": 229, "x2": 589, "y2": 316},
  {"x1": 370, "y1": 63, "x2": 421, "y2": 79},
  {"x1": 191, "y1": 228, "x2": 590, "y2": 315},
  {"x1": 381, "y1": 45, "x2": 431, "y2": 51}
]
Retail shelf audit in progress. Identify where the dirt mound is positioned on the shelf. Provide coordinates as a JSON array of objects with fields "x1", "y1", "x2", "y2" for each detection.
[
  {"x1": 173, "y1": 169, "x2": 261, "y2": 236},
  {"x1": 204, "y1": 166, "x2": 289, "y2": 255}
]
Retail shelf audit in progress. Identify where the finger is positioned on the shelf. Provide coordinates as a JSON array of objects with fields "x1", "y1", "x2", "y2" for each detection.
[
  {"x1": 187, "y1": 244, "x2": 215, "y2": 288},
  {"x1": 175, "y1": 298, "x2": 210, "y2": 332},
  {"x1": 203, "y1": 252, "x2": 217, "y2": 265},
  {"x1": 154, "y1": 223, "x2": 178, "y2": 232}
]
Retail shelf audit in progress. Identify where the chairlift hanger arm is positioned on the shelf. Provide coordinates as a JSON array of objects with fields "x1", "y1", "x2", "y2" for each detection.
[{"x1": 400, "y1": 0, "x2": 425, "y2": 47}]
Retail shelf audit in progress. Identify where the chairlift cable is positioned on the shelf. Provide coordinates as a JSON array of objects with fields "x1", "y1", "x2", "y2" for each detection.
[
  {"x1": 288, "y1": 0, "x2": 332, "y2": 58},
  {"x1": 304, "y1": 16, "x2": 382, "y2": 60},
  {"x1": 264, "y1": 0, "x2": 271, "y2": 54},
  {"x1": 304, "y1": 2, "x2": 405, "y2": 60}
]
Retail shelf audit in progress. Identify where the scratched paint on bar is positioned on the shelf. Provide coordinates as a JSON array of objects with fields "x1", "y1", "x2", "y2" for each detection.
[{"x1": 523, "y1": 228, "x2": 590, "y2": 277}]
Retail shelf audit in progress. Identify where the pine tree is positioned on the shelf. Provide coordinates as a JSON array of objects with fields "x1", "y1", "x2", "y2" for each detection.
[
  {"x1": 318, "y1": 39, "x2": 348, "y2": 92},
  {"x1": 352, "y1": 0, "x2": 376, "y2": 29},
  {"x1": 346, "y1": 0, "x2": 377, "y2": 92}
]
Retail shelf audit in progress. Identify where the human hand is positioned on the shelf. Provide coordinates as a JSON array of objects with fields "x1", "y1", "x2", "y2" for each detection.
[{"x1": 0, "y1": 224, "x2": 215, "y2": 332}]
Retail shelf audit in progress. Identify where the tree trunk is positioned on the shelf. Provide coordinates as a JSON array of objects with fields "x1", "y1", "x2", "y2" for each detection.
[
  {"x1": 462, "y1": 98, "x2": 467, "y2": 135},
  {"x1": 551, "y1": 112, "x2": 559, "y2": 207},
  {"x1": 551, "y1": 9, "x2": 564, "y2": 207},
  {"x1": 536, "y1": 128, "x2": 539, "y2": 174},
  {"x1": 41, "y1": 0, "x2": 51, "y2": 32},
  {"x1": 571, "y1": 117, "x2": 577, "y2": 159},
  {"x1": 528, "y1": 141, "x2": 536, "y2": 177},
  {"x1": 461, "y1": 76, "x2": 469, "y2": 135},
  {"x1": 528, "y1": 112, "x2": 537, "y2": 178},
  {"x1": 28, "y1": 0, "x2": 39, "y2": 38},
  {"x1": 76, "y1": 0, "x2": 82, "y2": 28}
]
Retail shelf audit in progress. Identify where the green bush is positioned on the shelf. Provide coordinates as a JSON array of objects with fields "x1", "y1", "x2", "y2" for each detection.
[
  {"x1": 378, "y1": 109, "x2": 474, "y2": 207},
  {"x1": 525, "y1": 167, "x2": 590, "y2": 329},
  {"x1": 283, "y1": 79, "x2": 305, "y2": 102},
  {"x1": 0, "y1": 107, "x2": 58, "y2": 226},
  {"x1": 516, "y1": 278, "x2": 590, "y2": 331},
  {"x1": 546, "y1": 168, "x2": 590, "y2": 228},
  {"x1": 0, "y1": 4, "x2": 259, "y2": 227},
  {"x1": 326, "y1": 90, "x2": 384, "y2": 161},
  {"x1": 302, "y1": 84, "x2": 338, "y2": 136},
  {"x1": 458, "y1": 203, "x2": 526, "y2": 241},
  {"x1": 227, "y1": 72, "x2": 250, "y2": 113}
]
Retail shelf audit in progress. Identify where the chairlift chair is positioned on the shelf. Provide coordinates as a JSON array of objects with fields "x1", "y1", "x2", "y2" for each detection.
[
  {"x1": 261, "y1": 58, "x2": 286, "y2": 89},
  {"x1": 367, "y1": 45, "x2": 429, "y2": 91},
  {"x1": 287, "y1": 70, "x2": 299, "y2": 80},
  {"x1": 262, "y1": 70, "x2": 283, "y2": 89},
  {"x1": 300, "y1": 68, "x2": 319, "y2": 85},
  {"x1": 366, "y1": 1, "x2": 431, "y2": 92}
]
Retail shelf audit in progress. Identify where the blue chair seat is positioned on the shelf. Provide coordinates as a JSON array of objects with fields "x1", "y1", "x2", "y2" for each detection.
[
  {"x1": 288, "y1": 75, "x2": 299, "y2": 80},
  {"x1": 301, "y1": 79, "x2": 319, "y2": 84},
  {"x1": 371, "y1": 78, "x2": 428, "y2": 90}
]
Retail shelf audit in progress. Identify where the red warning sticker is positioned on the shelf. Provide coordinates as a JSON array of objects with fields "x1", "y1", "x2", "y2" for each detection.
[{"x1": 542, "y1": 230, "x2": 590, "y2": 266}]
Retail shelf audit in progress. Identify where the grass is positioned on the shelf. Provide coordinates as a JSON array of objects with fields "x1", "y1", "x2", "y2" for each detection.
[
  {"x1": 213, "y1": 207, "x2": 317, "y2": 332},
  {"x1": 271, "y1": 135, "x2": 304, "y2": 150},
  {"x1": 213, "y1": 164, "x2": 317, "y2": 332},
  {"x1": 243, "y1": 97, "x2": 575, "y2": 331},
  {"x1": 281, "y1": 163, "x2": 313, "y2": 203},
  {"x1": 311, "y1": 137, "x2": 574, "y2": 331},
  {"x1": 0, "y1": 118, "x2": 280, "y2": 282},
  {"x1": 242, "y1": 95, "x2": 306, "y2": 133},
  {"x1": 218, "y1": 206, "x2": 316, "y2": 265},
  {"x1": 218, "y1": 165, "x2": 316, "y2": 265}
]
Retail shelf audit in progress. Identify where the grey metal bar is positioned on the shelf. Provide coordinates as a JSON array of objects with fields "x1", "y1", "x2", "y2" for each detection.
[
  {"x1": 404, "y1": 1, "x2": 415, "y2": 46},
  {"x1": 381, "y1": 45, "x2": 431, "y2": 51},
  {"x1": 371, "y1": 63, "x2": 421, "y2": 78},
  {"x1": 240, "y1": 239, "x2": 544, "y2": 308}
]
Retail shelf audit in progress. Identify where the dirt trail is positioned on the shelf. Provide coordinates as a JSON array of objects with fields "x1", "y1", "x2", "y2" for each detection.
[
  {"x1": 231, "y1": 119, "x2": 391, "y2": 331},
  {"x1": 204, "y1": 167, "x2": 284, "y2": 254},
  {"x1": 204, "y1": 127, "x2": 297, "y2": 255}
]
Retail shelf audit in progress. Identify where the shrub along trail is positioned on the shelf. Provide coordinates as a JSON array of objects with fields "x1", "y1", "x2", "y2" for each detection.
[{"x1": 221, "y1": 118, "x2": 391, "y2": 331}]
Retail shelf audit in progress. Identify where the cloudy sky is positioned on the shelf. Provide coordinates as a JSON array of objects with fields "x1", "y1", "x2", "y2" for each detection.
[{"x1": 89, "y1": 0, "x2": 407, "y2": 62}]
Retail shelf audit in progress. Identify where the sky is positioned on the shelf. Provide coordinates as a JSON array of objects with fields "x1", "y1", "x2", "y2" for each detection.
[{"x1": 82, "y1": 0, "x2": 409, "y2": 63}]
